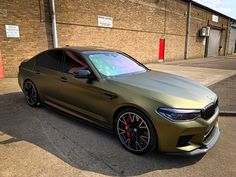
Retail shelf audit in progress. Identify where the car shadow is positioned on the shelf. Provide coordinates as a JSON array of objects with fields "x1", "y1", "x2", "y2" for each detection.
[{"x1": 0, "y1": 92, "x2": 205, "y2": 176}]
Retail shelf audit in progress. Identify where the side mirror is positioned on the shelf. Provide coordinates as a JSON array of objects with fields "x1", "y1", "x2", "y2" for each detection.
[{"x1": 73, "y1": 69, "x2": 92, "y2": 79}]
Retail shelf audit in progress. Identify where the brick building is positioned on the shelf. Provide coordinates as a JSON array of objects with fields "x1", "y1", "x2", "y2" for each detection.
[{"x1": 0, "y1": 0, "x2": 235, "y2": 77}]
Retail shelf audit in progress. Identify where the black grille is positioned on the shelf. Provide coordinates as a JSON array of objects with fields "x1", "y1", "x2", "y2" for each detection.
[{"x1": 201, "y1": 99, "x2": 218, "y2": 120}]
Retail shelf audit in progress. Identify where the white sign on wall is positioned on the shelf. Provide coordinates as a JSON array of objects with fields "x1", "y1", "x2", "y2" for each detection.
[
  {"x1": 98, "y1": 15, "x2": 113, "y2": 28},
  {"x1": 5, "y1": 25, "x2": 20, "y2": 38},
  {"x1": 212, "y1": 15, "x2": 219, "y2": 23}
]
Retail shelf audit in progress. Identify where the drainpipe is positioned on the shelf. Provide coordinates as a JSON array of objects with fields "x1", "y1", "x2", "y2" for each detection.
[
  {"x1": 50, "y1": 0, "x2": 58, "y2": 48},
  {"x1": 184, "y1": 0, "x2": 192, "y2": 60}
]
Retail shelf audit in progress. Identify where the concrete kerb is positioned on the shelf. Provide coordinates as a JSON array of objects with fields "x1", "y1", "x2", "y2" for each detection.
[{"x1": 219, "y1": 111, "x2": 236, "y2": 117}]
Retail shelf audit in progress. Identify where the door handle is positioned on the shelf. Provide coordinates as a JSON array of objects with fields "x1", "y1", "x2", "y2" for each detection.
[
  {"x1": 60, "y1": 77, "x2": 68, "y2": 82},
  {"x1": 103, "y1": 93, "x2": 117, "y2": 100}
]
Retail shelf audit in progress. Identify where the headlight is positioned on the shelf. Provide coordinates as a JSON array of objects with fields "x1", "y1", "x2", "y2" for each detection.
[{"x1": 156, "y1": 108, "x2": 201, "y2": 121}]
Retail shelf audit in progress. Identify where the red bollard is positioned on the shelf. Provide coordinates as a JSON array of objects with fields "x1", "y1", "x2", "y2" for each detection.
[{"x1": 159, "y1": 39, "x2": 165, "y2": 62}]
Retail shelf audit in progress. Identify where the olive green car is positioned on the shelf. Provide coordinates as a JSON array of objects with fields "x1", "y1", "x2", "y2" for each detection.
[{"x1": 18, "y1": 47, "x2": 220, "y2": 155}]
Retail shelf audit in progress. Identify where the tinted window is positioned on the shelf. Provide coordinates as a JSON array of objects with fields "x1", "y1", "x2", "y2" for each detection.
[
  {"x1": 36, "y1": 50, "x2": 63, "y2": 70},
  {"x1": 63, "y1": 51, "x2": 89, "y2": 74},
  {"x1": 81, "y1": 51, "x2": 146, "y2": 77}
]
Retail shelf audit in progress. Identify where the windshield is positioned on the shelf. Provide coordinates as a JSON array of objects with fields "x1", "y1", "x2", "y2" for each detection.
[{"x1": 81, "y1": 51, "x2": 147, "y2": 77}]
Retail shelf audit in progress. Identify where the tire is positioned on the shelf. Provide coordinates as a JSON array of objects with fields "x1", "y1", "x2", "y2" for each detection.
[
  {"x1": 115, "y1": 108, "x2": 157, "y2": 154},
  {"x1": 23, "y1": 80, "x2": 40, "y2": 107}
]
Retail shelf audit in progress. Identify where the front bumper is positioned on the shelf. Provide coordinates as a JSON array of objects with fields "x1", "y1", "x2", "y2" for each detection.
[
  {"x1": 151, "y1": 106, "x2": 220, "y2": 155},
  {"x1": 168, "y1": 127, "x2": 220, "y2": 156}
]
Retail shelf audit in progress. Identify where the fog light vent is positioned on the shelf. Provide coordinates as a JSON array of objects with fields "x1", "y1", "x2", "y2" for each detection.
[{"x1": 177, "y1": 135, "x2": 194, "y2": 147}]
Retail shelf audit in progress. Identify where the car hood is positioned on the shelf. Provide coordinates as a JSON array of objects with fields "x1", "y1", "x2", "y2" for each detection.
[{"x1": 109, "y1": 71, "x2": 217, "y2": 109}]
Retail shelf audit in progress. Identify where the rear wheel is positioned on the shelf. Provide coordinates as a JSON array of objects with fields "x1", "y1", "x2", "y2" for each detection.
[
  {"x1": 115, "y1": 108, "x2": 157, "y2": 154},
  {"x1": 23, "y1": 80, "x2": 40, "y2": 107}
]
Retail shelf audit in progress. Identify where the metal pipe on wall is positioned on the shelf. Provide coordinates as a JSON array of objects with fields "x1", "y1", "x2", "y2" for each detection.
[
  {"x1": 50, "y1": 0, "x2": 58, "y2": 48},
  {"x1": 184, "y1": 0, "x2": 192, "y2": 60}
]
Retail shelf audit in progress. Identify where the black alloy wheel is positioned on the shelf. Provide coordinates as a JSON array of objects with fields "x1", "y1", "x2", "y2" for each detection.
[
  {"x1": 23, "y1": 80, "x2": 40, "y2": 107},
  {"x1": 115, "y1": 108, "x2": 157, "y2": 154}
]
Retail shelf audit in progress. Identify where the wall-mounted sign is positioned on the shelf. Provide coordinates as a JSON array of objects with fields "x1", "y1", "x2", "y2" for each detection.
[
  {"x1": 98, "y1": 15, "x2": 113, "y2": 28},
  {"x1": 212, "y1": 15, "x2": 219, "y2": 23},
  {"x1": 5, "y1": 25, "x2": 20, "y2": 38}
]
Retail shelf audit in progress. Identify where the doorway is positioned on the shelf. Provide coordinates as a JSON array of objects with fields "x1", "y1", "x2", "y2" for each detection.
[{"x1": 208, "y1": 29, "x2": 221, "y2": 57}]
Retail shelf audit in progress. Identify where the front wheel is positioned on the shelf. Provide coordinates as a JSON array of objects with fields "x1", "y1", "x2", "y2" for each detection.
[
  {"x1": 23, "y1": 80, "x2": 40, "y2": 107},
  {"x1": 115, "y1": 108, "x2": 157, "y2": 154}
]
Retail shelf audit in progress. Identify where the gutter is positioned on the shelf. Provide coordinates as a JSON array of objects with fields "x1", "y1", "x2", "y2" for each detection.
[
  {"x1": 184, "y1": 0, "x2": 192, "y2": 60},
  {"x1": 182, "y1": 0, "x2": 236, "y2": 21}
]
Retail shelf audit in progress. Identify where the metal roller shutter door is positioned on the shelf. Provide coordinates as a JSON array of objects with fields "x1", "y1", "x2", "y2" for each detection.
[{"x1": 208, "y1": 29, "x2": 221, "y2": 57}]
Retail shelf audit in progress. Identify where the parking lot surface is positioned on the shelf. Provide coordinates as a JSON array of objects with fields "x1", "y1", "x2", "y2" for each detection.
[
  {"x1": 1, "y1": 57, "x2": 236, "y2": 177},
  {"x1": 209, "y1": 74, "x2": 236, "y2": 112},
  {"x1": 0, "y1": 84, "x2": 236, "y2": 177},
  {"x1": 146, "y1": 56, "x2": 236, "y2": 86},
  {"x1": 161, "y1": 56, "x2": 236, "y2": 70}
]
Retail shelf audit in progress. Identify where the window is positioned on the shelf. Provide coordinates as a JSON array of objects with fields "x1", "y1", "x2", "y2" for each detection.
[
  {"x1": 81, "y1": 51, "x2": 146, "y2": 77},
  {"x1": 63, "y1": 51, "x2": 89, "y2": 74},
  {"x1": 36, "y1": 50, "x2": 63, "y2": 71}
]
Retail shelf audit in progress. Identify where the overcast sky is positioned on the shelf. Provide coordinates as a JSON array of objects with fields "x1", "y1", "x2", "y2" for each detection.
[{"x1": 194, "y1": 0, "x2": 236, "y2": 19}]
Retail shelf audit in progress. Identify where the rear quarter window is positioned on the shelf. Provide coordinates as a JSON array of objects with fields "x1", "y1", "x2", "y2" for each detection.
[
  {"x1": 21, "y1": 58, "x2": 35, "y2": 70},
  {"x1": 36, "y1": 50, "x2": 63, "y2": 71}
]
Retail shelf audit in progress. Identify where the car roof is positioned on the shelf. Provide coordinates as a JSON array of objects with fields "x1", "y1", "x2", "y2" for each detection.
[{"x1": 47, "y1": 46, "x2": 121, "y2": 53}]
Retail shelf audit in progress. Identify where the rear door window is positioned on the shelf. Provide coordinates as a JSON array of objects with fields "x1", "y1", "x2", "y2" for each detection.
[{"x1": 36, "y1": 50, "x2": 63, "y2": 71}]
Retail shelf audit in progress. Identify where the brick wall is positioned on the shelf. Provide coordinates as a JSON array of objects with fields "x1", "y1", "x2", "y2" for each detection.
[
  {"x1": 55, "y1": 0, "x2": 166, "y2": 63},
  {"x1": 0, "y1": 0, "x2": 230, "y2": 77},
  {"x1": 164, "y1": 0, "x2": 186, "y2": 60},
  {"x1": 0, "y1": 0, "x2": 52, "y2": 77}
]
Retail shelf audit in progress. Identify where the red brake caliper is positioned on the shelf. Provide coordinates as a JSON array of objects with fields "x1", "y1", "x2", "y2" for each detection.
[
  {"x1": 125, "y1": 124, "x2": 131, "y2": 139},
  {"x1": 125, "y1": 114, "x2": 132, "y2": 139}
]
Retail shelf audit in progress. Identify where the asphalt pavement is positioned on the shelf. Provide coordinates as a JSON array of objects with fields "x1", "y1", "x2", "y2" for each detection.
[{"x1": 209, "y1": 74, "x2": 236, "y2": 113}]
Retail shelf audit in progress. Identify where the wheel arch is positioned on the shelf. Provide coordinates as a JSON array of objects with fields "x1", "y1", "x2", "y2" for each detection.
[
  {"x1": 23, "y1": 78, "x2": 42, "y2": 104},
  {"x1": 23, "y1": 78, "x2": 39, "y2": 92},
  {"x1": 23, "y1": 78, "x2": 33, "y2": 85},
  {"x1": 22, "y1": 78, "x2": 37, "y2": 90}
]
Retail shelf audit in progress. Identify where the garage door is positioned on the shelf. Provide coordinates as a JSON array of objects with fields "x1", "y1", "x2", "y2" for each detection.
[{"x1": 208, "y1": 29, "x2": 221, "y2": 57}]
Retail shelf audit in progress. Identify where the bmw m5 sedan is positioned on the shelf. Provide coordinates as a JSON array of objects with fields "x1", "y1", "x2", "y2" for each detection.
[{"x1": 18, "y1": 47, "x2": 220, "y2": 155}]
